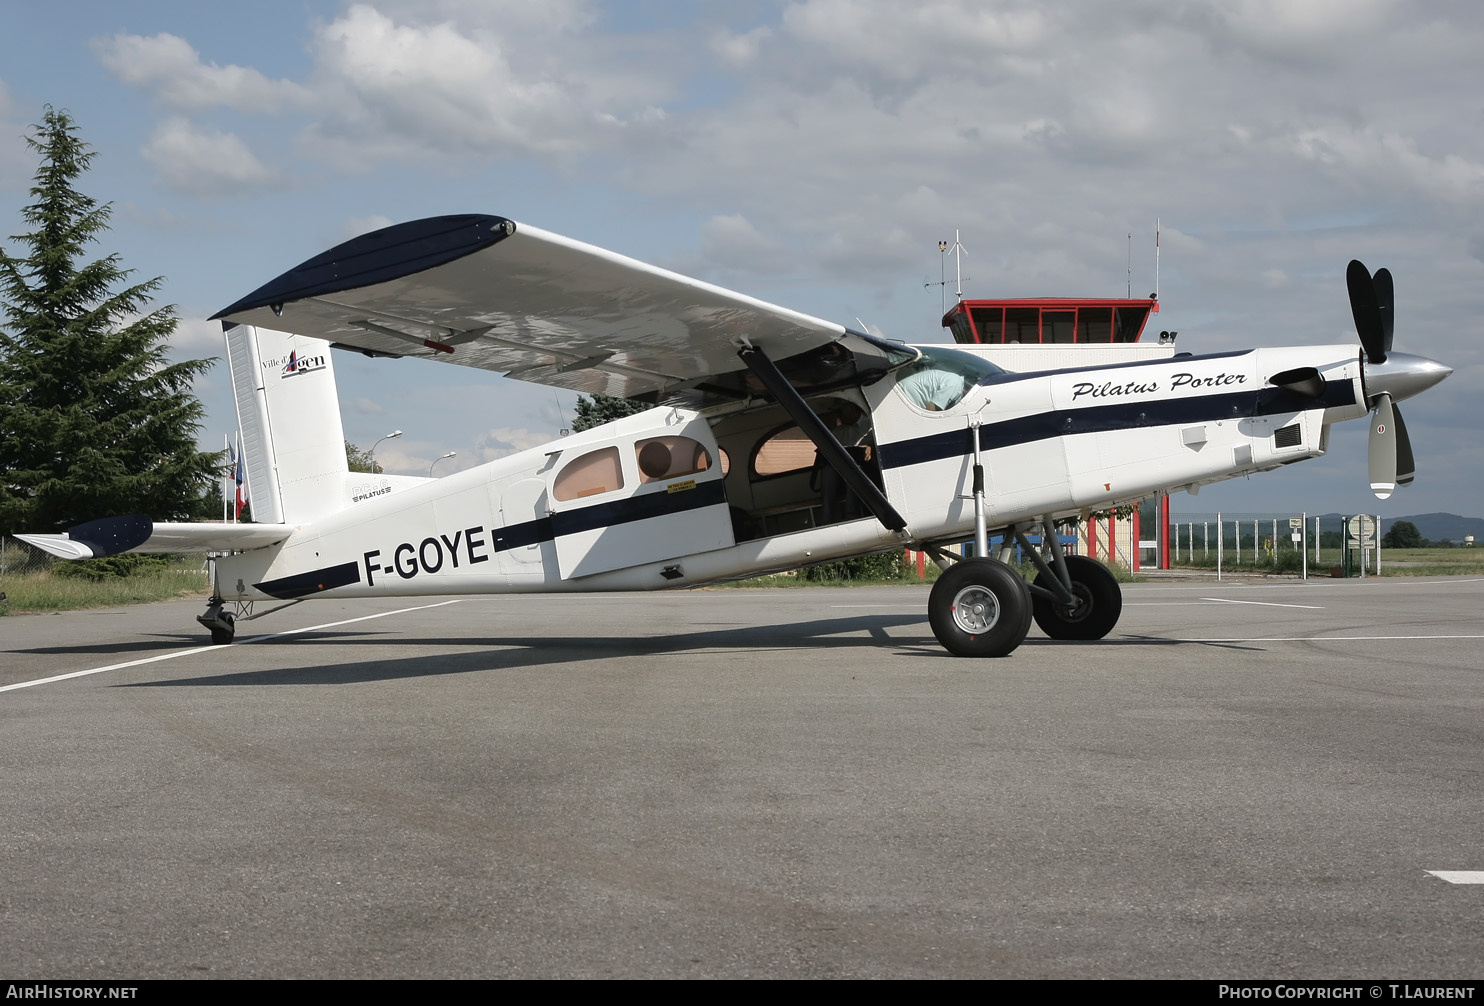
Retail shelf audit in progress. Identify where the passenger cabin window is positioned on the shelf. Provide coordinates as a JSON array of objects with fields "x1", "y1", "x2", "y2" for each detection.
[
  {"x1": 553, "y1": 446, "x2": 624, "y2": 501},
  {"x1": 634, "y1": 435, "x2": 713, "y2": 483},
  {"x1": 753, "y1": 425, "x2": 815, "y2": 478}
]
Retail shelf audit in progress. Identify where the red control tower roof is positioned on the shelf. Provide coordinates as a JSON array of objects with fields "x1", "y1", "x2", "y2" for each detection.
[{"x1": 942, "y1": 296, "x2": 1160, "y2": 345}]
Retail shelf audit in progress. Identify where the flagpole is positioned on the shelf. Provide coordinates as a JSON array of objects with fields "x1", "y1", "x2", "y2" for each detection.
[{"x1": 223, "y1": 434, "x2": 231, "y2": 523}]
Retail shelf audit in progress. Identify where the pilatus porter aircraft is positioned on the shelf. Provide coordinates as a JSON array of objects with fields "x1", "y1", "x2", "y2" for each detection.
[{"x1": 17, "y1": 217, "x2": 1452, "y2": 656}]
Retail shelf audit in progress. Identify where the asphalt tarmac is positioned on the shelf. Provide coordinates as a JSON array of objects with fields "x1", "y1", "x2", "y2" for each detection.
[{"x1": 3, "y1": 575, "x2": 1483, "y2": 979}]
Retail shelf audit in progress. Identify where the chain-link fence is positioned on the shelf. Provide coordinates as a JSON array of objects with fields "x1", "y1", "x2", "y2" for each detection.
[
  {"x1": 1166, "y1": 512, "x2": 1383, "y2": 575},
  {"x1": 0, "y1": 536, "x2": 56, "y2": 579},
  {"x1": 1, "y1": 536, "x2": 213, "y2": 582}
]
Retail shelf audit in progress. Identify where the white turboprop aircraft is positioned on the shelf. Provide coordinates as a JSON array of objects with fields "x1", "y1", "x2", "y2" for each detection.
[{"x1": 17, "y1": 216, "x2": 1452, "y2": 656}]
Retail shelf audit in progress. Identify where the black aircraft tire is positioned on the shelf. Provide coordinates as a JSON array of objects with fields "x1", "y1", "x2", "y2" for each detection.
[
  {"x1": 1031, "y1": 556, "x2": 1122, "y2": 640},
  {"x1": 928, "y1": 558, "x2": 1031, "y2": 657},
  {"x1": 210, "y1": 612, "x2": 235, "y2": 646}
]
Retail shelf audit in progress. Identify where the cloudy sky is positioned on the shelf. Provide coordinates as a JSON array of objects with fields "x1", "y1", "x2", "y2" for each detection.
[{"x1": 2, "y1": 0, "x2": 1480, "y2": 520}]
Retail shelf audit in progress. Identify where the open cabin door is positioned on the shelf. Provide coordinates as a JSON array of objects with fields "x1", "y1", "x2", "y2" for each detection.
[{"x1": 545, "y1": 416, "x2": 734, "y2": 579}]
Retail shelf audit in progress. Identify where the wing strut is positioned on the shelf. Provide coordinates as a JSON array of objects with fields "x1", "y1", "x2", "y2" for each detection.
[{"x1": 737, "y1": 344, "x2": 907, "y2": 533}]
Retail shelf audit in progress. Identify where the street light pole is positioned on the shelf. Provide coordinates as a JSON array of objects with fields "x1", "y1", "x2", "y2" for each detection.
[
  {"x1": 429, "y1": 451, "x2": 456, "y2": 477},
  {"x1": 369, "y1": 429, "x2": 402, "y2": 472}
]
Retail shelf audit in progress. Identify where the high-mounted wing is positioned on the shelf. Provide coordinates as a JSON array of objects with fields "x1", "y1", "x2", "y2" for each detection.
[{"x1": 213, "y1": 215, "x2": 913, "y2": 404}]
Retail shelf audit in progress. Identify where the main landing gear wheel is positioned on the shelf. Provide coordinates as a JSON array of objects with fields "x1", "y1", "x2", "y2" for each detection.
[
  {"x1": 209, "y1": 611, "x2": 235, "y2": 646},
  {"x1": 928, "y1": 558, "x2": 1032, "y2": 657},
  {"x1": 1031, "y1": 555, "x2": 1122, "y2": 641}
]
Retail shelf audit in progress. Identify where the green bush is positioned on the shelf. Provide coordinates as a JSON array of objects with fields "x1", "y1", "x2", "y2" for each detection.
[
  {"x1": 1269, "y1": 549, "x2": 1305, "y2": 573},
  {"x1": 50, "y1": 553, "x2": 172, "y2": 581},
  {"x1": 802, "y1": 550, "x2": 905, "y2": 582}
]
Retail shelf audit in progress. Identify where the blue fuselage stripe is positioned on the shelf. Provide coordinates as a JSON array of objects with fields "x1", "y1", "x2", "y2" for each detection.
[
  {"x1": 254, "y1": 478, "x2": 728, "y2": 598},
  {"x1": 877, "y1": 380, "x2": 1354, "y2": 471}
]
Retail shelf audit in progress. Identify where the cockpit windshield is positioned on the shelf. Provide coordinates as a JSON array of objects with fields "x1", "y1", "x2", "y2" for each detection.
[{"x1": 894, "y1": 346, "x2": 1008, "y2": 411}]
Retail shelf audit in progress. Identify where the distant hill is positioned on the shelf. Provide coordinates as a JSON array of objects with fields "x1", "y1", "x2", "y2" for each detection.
[
  {"x1": 1315, "y1": 512, "x2": 1483, "y2": 544},
  {"x1": 1391, "y1": 512, "x2": 1484, "y2": 544}
]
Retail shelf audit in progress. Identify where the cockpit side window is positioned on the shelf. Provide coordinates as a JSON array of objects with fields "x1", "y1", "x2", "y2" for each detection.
[{"x1": 894, "y1": 347, "x2": 1005, "y2": 411}]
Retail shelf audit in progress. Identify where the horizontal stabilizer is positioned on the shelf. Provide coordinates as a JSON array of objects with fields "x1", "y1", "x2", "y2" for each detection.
[{"x1": 15, "y1": 515, "x2": 291, "y2": 559}]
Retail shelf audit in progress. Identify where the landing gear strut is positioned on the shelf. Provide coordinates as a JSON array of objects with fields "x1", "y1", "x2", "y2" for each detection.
[
  {"x1": 194, "y1": 596, "x2": 302, "y2": 645},
  {"x1": 922, "y1": 513, "x2": 1124, "y2": 656}
]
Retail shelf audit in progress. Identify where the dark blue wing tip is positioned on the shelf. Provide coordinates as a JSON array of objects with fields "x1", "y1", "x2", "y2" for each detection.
[
  {"x1": 67, "y1": 514, "x2": 153, "y2": 557},
  {"x1": 211, "y1": 214, "x2": 516, "y2": 321}
]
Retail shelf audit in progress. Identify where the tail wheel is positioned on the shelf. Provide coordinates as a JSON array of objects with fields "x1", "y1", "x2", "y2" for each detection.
[
  {"x1": 928, "y1": 558, "x2": 1031, "y2": 657},
  {"x1": 1031, "y1": 555, "x2": 1122, "y2": 640},
  {"x1": 209, "y1": 611, "x2": 235, "y2": 646}
]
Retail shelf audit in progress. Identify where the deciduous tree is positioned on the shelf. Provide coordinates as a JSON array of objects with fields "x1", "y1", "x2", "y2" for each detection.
[{"x1": 1381, "y1": 519, "x2": 1424, "y2": 550}]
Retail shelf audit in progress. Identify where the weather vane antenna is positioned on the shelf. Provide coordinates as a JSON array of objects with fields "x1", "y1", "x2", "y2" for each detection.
[{"x1": 925, "y1": 231, "x2": 969, "y2": 316}]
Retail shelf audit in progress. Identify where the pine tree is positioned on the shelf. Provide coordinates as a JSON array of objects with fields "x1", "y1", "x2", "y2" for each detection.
[
  {"x1": 571, "y1": 393, "x2": 648, "y2": 432},
  {"x1": 0, "y1": 107, "x2": 220, "y2": 534}
]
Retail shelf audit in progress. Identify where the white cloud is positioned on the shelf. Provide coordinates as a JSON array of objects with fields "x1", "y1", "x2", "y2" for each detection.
[
  {"x1": 141, "y1": 117, "x2": 287, "y2": 196},
  {"x1": 780, "y1": 0, "x2": 1054, "y2": 80},
  {"x1": 93, "y1": 32, "x2": 309, "y2": 113},
  {"x1": 1211, "y1": 0, "x2": 1398, "y2": 62},
  {"x1": 341, "y1": 215, "x2": 393, "y2": 240},
  {"x1": 350, "y1": 397, "x2": 386, "y2": 416},
  {"x1": 475, "y1": 425, "x2": 557, "y2": 463},
  {"x1": 167, "y1": 315, "x2": 226, "y2": 356},
  {"x1": 298, "y1": 4, "x2": 611, "y2": 165},
  {"x1": 711, "y1": 26, "x2": 773, "y2": 68},
  {"x1": 1288, "y1": 126, "x2": 1484, "y2": 207}
]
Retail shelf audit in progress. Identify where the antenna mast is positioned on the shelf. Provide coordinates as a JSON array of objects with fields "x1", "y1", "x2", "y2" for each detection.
[
  {"x1": 1155, "y1": 218, "x2": 1161, "y2": 301},
  {"x1": 926, "y1": 231, "x2": 969, "y2": 315},
  {"x1": 952, "y1": 230, "x2": 967, "y2": 301}
]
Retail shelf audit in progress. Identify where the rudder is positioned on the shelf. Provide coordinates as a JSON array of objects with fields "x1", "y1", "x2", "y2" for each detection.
[{"x1": 224, "y1": 323, "x2": 349, "y2": 524}]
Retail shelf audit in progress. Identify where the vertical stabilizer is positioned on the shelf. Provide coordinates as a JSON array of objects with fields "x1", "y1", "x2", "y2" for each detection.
[{"x1": 223, "y1": 324, "x2": 349, "y2": 524}]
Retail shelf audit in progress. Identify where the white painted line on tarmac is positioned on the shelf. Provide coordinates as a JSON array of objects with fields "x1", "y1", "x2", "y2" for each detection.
[
  {"x1": 0, "y1": 600, "x2": 463, "y2": 694},
  {"x1": 1427, "y1": 871, "x2": 1484, "y2": 884},
  {"x1": 1200, "y1": 597, "x2": 1325, "y2": 609},
  {"x1": 1151, "y1": 634, "x2": 1484, "y2": 643}
]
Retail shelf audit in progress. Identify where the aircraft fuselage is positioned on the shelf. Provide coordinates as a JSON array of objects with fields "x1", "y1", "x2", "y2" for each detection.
[{"x1": 212, "y1": 343, "x2": 1371, "y2": 603}]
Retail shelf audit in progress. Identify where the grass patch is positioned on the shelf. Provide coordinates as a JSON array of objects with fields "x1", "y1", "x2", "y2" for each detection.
[{"x1": 0, "y1": 567, "x2": 211, "y2": 614}]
